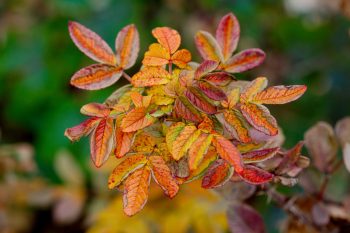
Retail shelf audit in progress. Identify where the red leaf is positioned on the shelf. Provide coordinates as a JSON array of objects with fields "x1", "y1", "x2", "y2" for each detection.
[
  {"x1": 90, "y1": 118, "x2": 114, "y2": 168},
  {"x1": 203, "y1": 72, "x2": 234, "y2": 86},
  {"x1": 237, "y1": 165, "x2": 273, "y2": 185},
  {"x1": 68, "y1": 21, "x2": 116, "y2": 65},
  {"x1": 114, "y1": 126, "x2": 135, "y2": 158},
  {"x1": 70, "y1": 64, "x2": 123, "y2": 90},
  {"x1": 115, "y1": 24, "x2": 140, "y2": 69},
  {"x1": 184, "y1": 87, "x2": 217, "y2": 114},
  {"x1": 194, "y1": 60, "x2": 219, "y2": 79},
  {"x1": 227, "y1": 203, "x2": 266, "y2": 233},
  {"x1": 174, "y1": 96, "x2": 202, "y2": 122},
  {"x1": 197, "y1": 81, "x2": 227, "y2": 101},
  {"x1": 64, "y1": 117, "x2": 100, "y2": 142},
  {"x1": 242, "y1": 147, "x2": 279, "y2": 163},
  {"x1": 216, "y1": 13, "x2": 240, "y2": 61},
  {"x1": 223, "y1": 48, "x2": 265, "y2": 73},
  {"x1": 212, "y1": 135, "x2": 244, "y2": 173},
  {"x1": 201, "y1": 159, "x2": 233, "y2": 189}
]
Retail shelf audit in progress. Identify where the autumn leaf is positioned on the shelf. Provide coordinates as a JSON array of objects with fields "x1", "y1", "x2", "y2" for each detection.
[
  {"x1": 188, "y1": 133, "x2": 213, "y2": 170},
  {"x1": 197, "y1": 81, "x2": 227, "y2": 101},
  {"x1": 152, "y1": 27, "x2": 181, "y2": 54},
  {"x1": 240, "y1": 77, "x2": 268, "y2": 102},
  {"x1": 242, "y1": 147, "x2": 279, "y2": 163},
  {"x1": 237, "y1": 165, "x2": 274, "y2": 185},
  {"x1": 64, "y1": 117, "x2": 100, "y2": 142},
  {"x1": 108, "y1": 154, "x2": 148, "y2": 189},
  {"x1": 185, "y1": 87, "x2": 217, "y2": 114},
  {"x1": 221, "y1": 87, "x2": 240, "y2": 109},
  {"x1": 240, "y1": 103, "x2": 278, "y2": 136},
  {"x1": 80, "y1": 103, "x2": 110, "y2": 117},
  {"x1": 203, "y1": 72, "x2": 234, "y2": 86},
  {"x1": 223, "y1": 110, "x2": 251, "y2": 143},
  {"x1": 70, "y1": 64, "x2": 123, "y2": 90},
  {"x1": 121, "y1": 107, "x2": 155, "y2": 132},
  {"x1": 212, "y1": 135, "x2": 243, "y2": 173},
  {"x1": 169, "y1": 125, "x2": 197, "y2": 160},
  {"x1": 149, "y1": 155, "x2": 179, "y2": 198},
  {"x1": 201, "y1": 159, "x2": 233, "y2": 189},
  {"x1": 132, "y1": 67, "x2": 170, "y2": 87},
  {"x1": 115, "y1": 24, "x2": 140, "y2": 69},
  {"x1": 216, "y1": 13, "x2": 240, "y2": 61},
  {"x1": 195, "y1": 31, "x2": 223, "y2": 62},
  {"x1": 90, "y1": 118, "x2": 114, "y2": 168},
  {"x1": 174, "y1": 96, "x2": 202, "y2": 122},
  {"x1": 227, "y1": 203, "x2": 266, "y2": 233},
  {"x1": 253, "y1": 85, "x2": 307, "y2": 104},
  {"x1": 142, "y1": 43, "x2": 170, "y2": 66},
  {"x1": 194, "y1": 60, "x2": 219, "y2": 79},
  {"x1": 171, "y1": 49, "x2": 192, "y2": 68},
  {"x1": 123, "y1": 166, "x2": 151, "y2": 216},
  {"x1": 223, "y1": 49, "x2": 265, "y2": 73},
  {"x1": 68, "y1": 21, "x2": 116, "y2": 65},
  {"x1": 114, "y1": 125, "x2": 135, "y2": 158}
]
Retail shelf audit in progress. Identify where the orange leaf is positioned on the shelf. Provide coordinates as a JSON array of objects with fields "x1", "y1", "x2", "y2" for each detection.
[
  {"x1": 201, "y1": 159, "x2": 233, "y2": 189},
  {"x1": 194, "y1": 60, "x2": 219, "y2": 79},
  {"x1": 70, "y1": 64, "x2": 123, "y2": 90},
  {"x1": 253, "y1": 85, "x2": 307, "y2": 105},
  {"x1": 80, "y1": 103, "x2": 110, "y2": 117},
  {"x1": 68, "y1": 21, "x2": 116, "y2": 65},
  {"x1": 212, "y1": 135, "x2": 243, "y2": 173},
  {"x1": 121, "y1": 107, "x2": 155, "y2": 132},
  {"x1": 131, "y1": 67, "x2": 170, "y2": 87},
  {"x1": 108, "y1": 154, "x2": 148, "y2": 189},
  {"x1": 223, "y1": 48, "x2": 265, "y2": 73},
  {"x1": 188, "y1": 133, "x2": 213, "y2": 170},
  {"x1": 240, "y1": 77, "x2": 268, "y2": 102},
  {"x1": 64, "y1": 117, "x2": 100, "y2": 142},
  {"x1": 237, "y1": 165, "x2": 274, "y2": 185},
  {"x1": 216, "y1": 13, "x2": 240, "y2": 61},
  {"x1": 195, "y1": 31, "x2": 223, "y2": 62},
  {"x1": 130, "y1": 92, "x2": 144, "y2": 108},
  {"x1": 171, "y1": 49, "x2": 191, "y2": 68},
  {"x1": 174, "y1": 96, "x2": 202, "y2": 123},
  {"x1": 114, "y1": 125, "x2": 135, "y2": 158},
  {"x1": 223, "y1": 110, "x2": 251, "y2": 143},
  {"x1": 149, "y1": 156, "x2": 179, "y2": 198},
  {"x1": 90, "y1": 118, "x2": 114, "y2": 168},
  {"x1": 240, "y1": 103, "x2": 278, "y2": 136},
  {"x1": 142, "y1": 43, "x2": 170, "y2": 66},
  {"x1": 115, "y1": 24, "x2": 140, "y2": 69},
  {"x1": 185, "y1": 87, "x2": 217, "y2": 114},
  {"x1": 123, "y1": 166, "x2": 151, "y2": 216},
  {"x1": 152, "y1": 27, "x2": 181, "y2": 54}
]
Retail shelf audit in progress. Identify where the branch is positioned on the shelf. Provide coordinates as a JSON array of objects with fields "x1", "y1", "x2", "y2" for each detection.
[{"x1": 122, "y1": 72, "x2": 132, "y2": 82}]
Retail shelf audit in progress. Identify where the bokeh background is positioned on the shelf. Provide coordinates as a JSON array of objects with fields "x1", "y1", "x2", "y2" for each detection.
[{"x1": 1, "y1": 0, "x2": 350, "y2": 232}]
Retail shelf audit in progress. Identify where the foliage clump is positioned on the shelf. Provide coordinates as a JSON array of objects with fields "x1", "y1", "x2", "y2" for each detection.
[{"x1": 65, "y1": 13, "x2": 307, "y2": 216}]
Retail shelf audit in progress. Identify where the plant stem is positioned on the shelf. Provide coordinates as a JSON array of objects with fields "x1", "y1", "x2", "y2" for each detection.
[
  {"x1": 122, "y1": 72, "x2": 132, "y2": 82},
  {"x1": 168, "y1": 62, "x2": 172, "y2": 75}
]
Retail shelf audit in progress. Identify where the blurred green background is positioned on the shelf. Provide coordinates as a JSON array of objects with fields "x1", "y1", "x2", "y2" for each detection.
[{"x1": 1, "y1": 0, "x2": 350, "y2": 232}]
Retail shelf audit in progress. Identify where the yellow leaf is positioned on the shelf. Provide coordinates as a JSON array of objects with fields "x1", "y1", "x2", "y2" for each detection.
[
  {"x1": 240, "y1": 77, "x2": 268, "y2": 103},
  {"x1": 253, "y1": 85, "x2": 307, "y2": 105},
  {"x1": 194, "y1": 31, "x2": 223, "y2": 62},
  {"x1": 223, "y1": 110, "x2": 251, "y2": 143},
  {"x1": 188, "y1": 133, "x2": 213, "y2": 170},
  {"x1": 142, "y1": 43, "x2": 170, "y2": 66},
  {"x1": 171, "y1": 49, "x2": 191, "y2": 68},
  {"x1": 132, "y1": 67, "x2": 170, "y2": 87}
]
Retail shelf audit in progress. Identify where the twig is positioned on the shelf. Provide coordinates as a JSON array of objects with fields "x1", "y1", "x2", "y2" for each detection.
[
  {"x1": 168, "y1": 62, "x2": 172, "y2": 75},
  {"x1": 122, "y1": 72, "x2": 132, "y2": 82}
]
